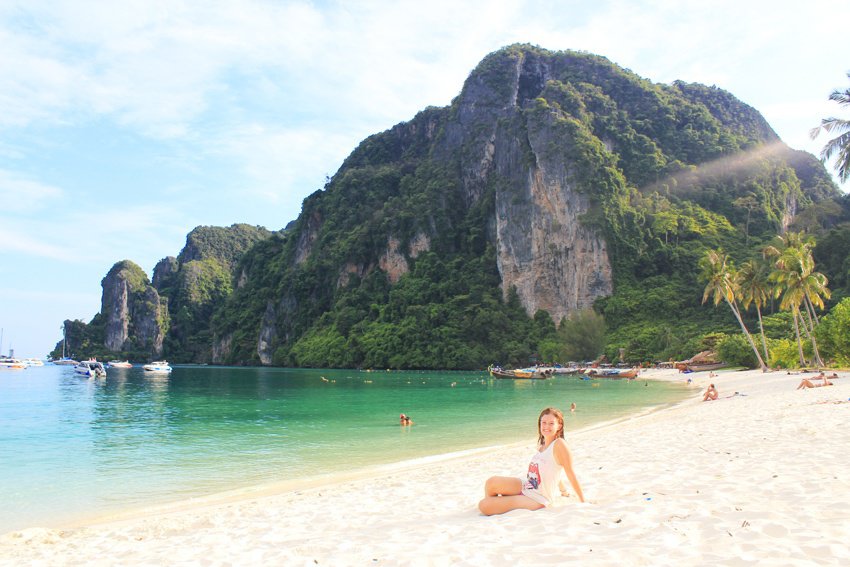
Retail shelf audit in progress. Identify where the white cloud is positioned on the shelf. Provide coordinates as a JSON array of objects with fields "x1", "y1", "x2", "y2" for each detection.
[
  {"x1": 0, "y1": 225, "x2": 69, "y2": 260},
  {"x1": 0, "y1": 169, "x2": 63, "y2": 209}
]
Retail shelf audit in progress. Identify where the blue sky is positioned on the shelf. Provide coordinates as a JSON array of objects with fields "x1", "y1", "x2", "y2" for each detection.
[{"x1": 1, "y1": 0, "x2": 848, "y2": 358}]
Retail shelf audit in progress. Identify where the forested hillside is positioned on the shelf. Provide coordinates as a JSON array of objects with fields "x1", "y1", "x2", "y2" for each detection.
[
  {"x1": 207, "y1": 45, "x2": 845, "y2": 368},
  {"x1": 56, "y1": 45, "x2": 849, "y2": 368}
]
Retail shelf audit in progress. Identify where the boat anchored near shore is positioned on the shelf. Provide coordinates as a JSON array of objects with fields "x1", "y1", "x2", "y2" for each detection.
[
  {"x1": 0, "y1": 357, "x2": 27, "y2": 370},
  {"x1": 487, "y1": 365, "x2": 552, "y2": 380},
  {"x1": 74, "y1": 360, "x2": 107, "y2": 378},
  {"x1": 143, "y1": 361, "x2": 172, "y2": 373}
]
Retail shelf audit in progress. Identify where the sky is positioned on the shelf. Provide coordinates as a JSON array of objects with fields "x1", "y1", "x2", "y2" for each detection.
[{"x1": 1, "y1": 0, "x2": 848, "y2": 358}]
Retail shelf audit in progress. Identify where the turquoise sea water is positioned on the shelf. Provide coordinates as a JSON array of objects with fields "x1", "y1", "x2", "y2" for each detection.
[{"x1": 0, "y1": 364, "x2": 690, "y2": 533}]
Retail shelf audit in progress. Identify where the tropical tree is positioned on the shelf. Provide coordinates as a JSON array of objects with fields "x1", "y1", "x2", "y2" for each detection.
[
  {"x1": 732, "y1": 193, "x2": 759, "y2": 245},
  {"x1": 810, "y1": 72, "x2": 850, "y2": 183},
  {"x1": 559, "y1": 308, "x2": 607, "y2": 362},
  {"x1": 736, "y1": 258, "x2": 772, "y2": 362},
  {"x1": 764, "y1": 233, "x2": 830, "y2": 367},
  {"x1": 816, "y1": 297, "x2": 850, "y2": 366},
  {"x1": 699, "y1": 249, "x2": 767, "y2": 371}
]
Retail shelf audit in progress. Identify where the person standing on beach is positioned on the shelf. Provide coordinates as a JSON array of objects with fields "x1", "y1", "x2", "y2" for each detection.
[{"x1": 478, "y1": 407, "x2": 584, "y2": 516}]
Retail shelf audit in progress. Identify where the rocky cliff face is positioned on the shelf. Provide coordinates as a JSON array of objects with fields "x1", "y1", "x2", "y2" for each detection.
[
  {"x1": 440, "y1": 49, "x2": 615, "y2": 321},
  {"x1": 56, "y1": 224, "x2": 274, "y2": 362},
  {"x1": 101, "y1": 260, "x2": 168, "y2": 356}
]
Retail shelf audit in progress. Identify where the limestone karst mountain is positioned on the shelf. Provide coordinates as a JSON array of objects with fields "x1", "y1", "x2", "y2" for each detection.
[{"x1": 55, "y1": 45, "x2": 843, "y2": 368}]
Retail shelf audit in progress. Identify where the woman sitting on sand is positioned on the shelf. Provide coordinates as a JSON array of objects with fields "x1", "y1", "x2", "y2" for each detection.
[
  {"x1": 703, "y1": 384, "x2": 718, "y2": 401},
  {"x1": 478, "y1": 407, "x2": 584, "y2": 516}
]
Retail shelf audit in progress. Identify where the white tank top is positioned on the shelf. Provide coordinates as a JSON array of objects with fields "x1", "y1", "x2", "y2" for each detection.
[{"x1": 521, "y1": 440, "x2": 562, "y2": 507}]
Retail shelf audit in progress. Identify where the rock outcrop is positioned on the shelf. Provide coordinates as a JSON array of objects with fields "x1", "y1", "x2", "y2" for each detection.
[
  {"x1": 256, "y1": 301, "x2": 278, "y2": 365},
  {"x1": 101, "y1": 260, "x2": 168, "y2": 356},
  {"x1": 438, "y1": 48, "x2": 616, "y2": 321},
  {"x1": 152, "y1": 256, "x2": 179, "y2": 288}
]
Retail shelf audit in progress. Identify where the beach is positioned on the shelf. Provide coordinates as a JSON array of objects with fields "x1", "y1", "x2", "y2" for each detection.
[{"x1": 2, "y1": 368, "x2": 848, "y2": 566}]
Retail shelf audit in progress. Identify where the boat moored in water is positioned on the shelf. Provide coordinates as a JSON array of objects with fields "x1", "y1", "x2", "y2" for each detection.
[
  {"x1": 0, "y1": 357, "x2": 27, "y2": 370},
  {"x1": 488, "y1": 366, "x2": 551, "y2": 380},
  {"x1": 585, "y1": 367, "x2": 639, "y2": 379},
  {"x1": 108, "y1": 360, "x2": 133, "y2": 368},
  {"x1": 74, "y1": 360, "x2": 107, "y2": 378},
  {"x1": 143, "y1": 361, "x2": 172, "y2": 373}
]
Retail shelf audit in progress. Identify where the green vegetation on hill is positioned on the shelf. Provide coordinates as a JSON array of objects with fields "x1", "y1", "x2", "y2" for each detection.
[
  {"x1": 51, "y1": 225, "x2": 272, "y2": 362},
  {"x1": 58, "y1": 46, "x2": 849, "y2": 369},
  {"x1": 207, "y1": 45, "x2": 844, "y2": 369}
]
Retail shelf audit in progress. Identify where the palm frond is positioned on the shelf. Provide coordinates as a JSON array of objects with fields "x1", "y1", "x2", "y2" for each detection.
[{"x1": 814, "y1": 75, "x2": 850, "y2": 181}]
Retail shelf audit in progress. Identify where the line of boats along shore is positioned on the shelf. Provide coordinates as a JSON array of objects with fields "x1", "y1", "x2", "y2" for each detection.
[
  {"x1": 0, "y1": 356, "x2": 173, "y2": 378},
  {"x1": 488, "y1": 359, "x2": 727, "y2": 380},
  {"x1": 3, "y1": 351, "x2": 725, "y2": 380}
]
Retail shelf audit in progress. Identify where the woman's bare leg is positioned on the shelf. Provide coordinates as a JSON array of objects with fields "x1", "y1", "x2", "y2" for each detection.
[
  {"x1": 479, "y1": 476, "x2": 545, "y2": 515},
  {"x1": 479, "y1": 494, "x2": 545, "y2": 515},
  {"x1": 483, "y1": 476, "x2": 522, "y2": 497}
]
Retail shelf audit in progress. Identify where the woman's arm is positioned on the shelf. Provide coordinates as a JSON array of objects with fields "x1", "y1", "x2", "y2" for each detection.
[{"x1": 553, "y1": 439, "x2": 585, "y2": 503}]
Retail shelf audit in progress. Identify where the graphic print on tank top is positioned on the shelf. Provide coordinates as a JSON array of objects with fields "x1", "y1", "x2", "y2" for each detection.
[{"x1": 524, "y1": 461, "x2": 541, "y2": 490}]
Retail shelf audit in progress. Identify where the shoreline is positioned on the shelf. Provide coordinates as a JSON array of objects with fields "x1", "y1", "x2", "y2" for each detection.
[
  {"x1": 32, "y1": 370, "x2": 697, "y2": 533},
  {"x1": 3, "y1": 368, "x2": 849, "y2": 564},
  {"x1": 0, "y1": 369, "x2": 690, "y2": 536},
  {"x1": 31, "y1": 371, "x2": 690, "y2": 540}
]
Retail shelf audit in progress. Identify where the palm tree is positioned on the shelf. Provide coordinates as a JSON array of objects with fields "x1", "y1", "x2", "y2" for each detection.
[
  {"x1": 699, "y1": 249, "x2": 768, "y2": 371},
  {"x1": 770, "y1": 247, "x2": 812, "y2": 366},
  {"x1": 767, "y1": 238, "x2": 831, "y2": 367},
  {"x1": 810, "y1": 72, "x2": 850, "y2": 183},
  {"x1": 737, "y1": 259, "x2": 772, "y2": 362}
]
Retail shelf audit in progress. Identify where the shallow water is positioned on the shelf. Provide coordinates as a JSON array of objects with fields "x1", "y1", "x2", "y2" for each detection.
[{"x1": 0, "y1": 364, "x2": 689, "y2": 533}]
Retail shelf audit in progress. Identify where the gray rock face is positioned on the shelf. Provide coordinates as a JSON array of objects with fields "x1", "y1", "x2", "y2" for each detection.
[
  {"x1": 131, "y1": 287, "x2": 167, "y2": 356},
  {"x1": 102, "y1": 274, "x2": 130, "y2": 352},
  {"x1": 212, "y1": 333, "x2": 232, "y2": 364},
  {"x1": 100, "y1": 260, "x2": 168, "y2": 356},
  {"x1": 255, "y1": 294, "x2": 297, "y2": 366},
  {"x1": 295, "y1": 211, "x2": 322, "y2": 265},
  {"x1": 447, "y1": 49, "x2": 613, "y2": 322},
  {"x1": 257, "y1": 301, "x2": 277, "y2": 365}
]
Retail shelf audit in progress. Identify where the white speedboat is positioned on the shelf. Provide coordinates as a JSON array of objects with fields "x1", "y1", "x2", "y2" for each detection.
[
  {"x1": 108, "y1": 360, "x2": 133, "y2": 368},
  {"x1": 0, "y1": 357, "x2": 26, "y2": 370},
  {"x1": 22, "y1": 358, "x2": 45, "y2": 367},
  {"x1": 74, "y1": 360, "x2": 107, "y2": 378},
  {"x1": 143, "y1": 361, "x2": 172, "y2": 373}
]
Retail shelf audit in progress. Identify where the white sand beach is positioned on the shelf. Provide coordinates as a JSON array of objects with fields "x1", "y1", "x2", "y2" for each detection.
[{"x1": 2, "y1": 368, "x2": 849, "y2": 566}]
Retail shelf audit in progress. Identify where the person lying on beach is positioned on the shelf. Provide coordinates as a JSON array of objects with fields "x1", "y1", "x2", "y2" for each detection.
[
  {"x1": 478, "y1": 407, "x2": 584, "y2": 516},
  {"x1": 796, "y1": 376, "x2": 833, "y2": 389},
  {"x1": 703, "y1": 384, "x2": 718, "y2": 401}
]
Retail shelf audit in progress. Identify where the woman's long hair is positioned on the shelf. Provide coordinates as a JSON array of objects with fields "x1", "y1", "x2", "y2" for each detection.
[{"x1": 537, "y1": 407, "x2": 565, "y2": 447}]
